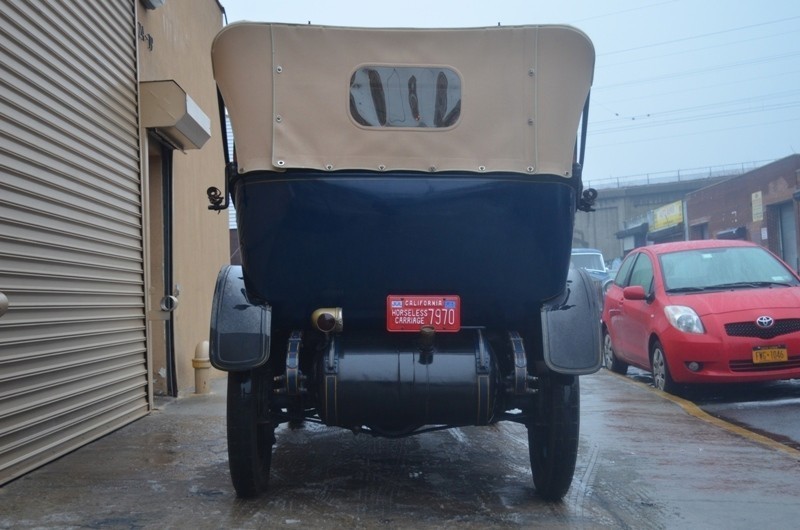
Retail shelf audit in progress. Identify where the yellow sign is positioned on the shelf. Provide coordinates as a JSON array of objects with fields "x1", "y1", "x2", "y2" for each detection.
[{"x1": 652, "y1": 200, "x2": 683, "y2": 231}]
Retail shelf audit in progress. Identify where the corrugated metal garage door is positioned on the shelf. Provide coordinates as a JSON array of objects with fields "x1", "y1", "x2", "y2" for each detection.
[{"x1": 0, "y1": 1, "x2": 147, "y2": 483}]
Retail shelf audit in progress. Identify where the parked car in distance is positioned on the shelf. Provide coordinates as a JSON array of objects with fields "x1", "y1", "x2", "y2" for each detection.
[
  {"x1": 572, "y1": 247, "x2": 611, "y2": 311},
  {"x1": 571, "y1": 247, "x2": 610, "y2": 283},
  {"x1": 601, "y1": 240, "x2": 800, "y2": 394}
]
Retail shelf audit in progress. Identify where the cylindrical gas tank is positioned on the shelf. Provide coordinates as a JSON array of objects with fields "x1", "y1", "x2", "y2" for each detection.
[{"x1": 317, "y1": 330, "x2": 498, "y2": 432}]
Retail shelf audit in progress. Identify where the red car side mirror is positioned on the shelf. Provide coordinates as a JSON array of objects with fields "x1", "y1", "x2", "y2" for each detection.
[{"x1": 622, "y1": 285, "x2": 648, "y2": 300}]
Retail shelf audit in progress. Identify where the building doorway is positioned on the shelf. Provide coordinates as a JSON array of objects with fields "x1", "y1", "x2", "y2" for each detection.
[
  {"x1": 147, "y1": 135, "x2": 178, "y2": 396},
  {"x1": 777, "y1": 201, "x2": 799, "y2": 272}
]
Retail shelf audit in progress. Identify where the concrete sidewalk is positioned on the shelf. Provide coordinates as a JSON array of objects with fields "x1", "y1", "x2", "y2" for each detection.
[
  {"x1": 1, "y1": 378, "x2": 231, "y2": 529},
  {"x1": 2, "y1": 371, "x2": 799, "y2": 529}
]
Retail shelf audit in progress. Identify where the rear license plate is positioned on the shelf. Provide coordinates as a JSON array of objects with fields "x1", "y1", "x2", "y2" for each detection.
[
  {"x1": 386, "y1": 295, "x2": 461, "y2": 332},
  {"x1": 752, "y1": 345, "x2": 788, "y2": 364}
]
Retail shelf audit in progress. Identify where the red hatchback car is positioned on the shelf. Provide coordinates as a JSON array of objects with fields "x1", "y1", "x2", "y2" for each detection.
[{"x1": 601, "y1": 240, "x2": 800, "y2": 394}]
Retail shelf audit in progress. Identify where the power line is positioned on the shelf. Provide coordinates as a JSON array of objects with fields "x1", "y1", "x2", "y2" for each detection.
[
  {"x1": 598, "y1": 15, "x2": 800, "y2": 57},
  {"x1": 591, "y1": 101, "x2": 800, "y2": 134},
  {"x1": 596, "y1": 69, "x2": 800, "y2": 108},
  {"x1": 594, "y1": 51, "x2": 800, "y2": 90},
  {"x1": 587, "y1": 115, "x2": 800, "y2": 147},
  {"x1": 598, "y1": 28, "x2": 800, "y2": 69},
  {"x1": 566, "y1": 3, "x2": 800, "y2": 178},
  {"x1": 591, "y1": 89, "x2": 800, "y2": 127}
]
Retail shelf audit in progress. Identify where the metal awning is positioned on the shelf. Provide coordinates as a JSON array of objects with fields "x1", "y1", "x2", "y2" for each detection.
[{"x1": 140, "y1": 80, "x2": 211, "y2": 150}]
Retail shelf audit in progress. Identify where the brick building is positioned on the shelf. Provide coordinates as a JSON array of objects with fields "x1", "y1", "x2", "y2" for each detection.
[{"x1": 686, "y1": 154, "x2": 800, "y2": 271}]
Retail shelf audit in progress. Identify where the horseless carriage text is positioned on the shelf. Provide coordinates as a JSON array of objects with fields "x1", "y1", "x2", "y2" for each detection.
[{"x1": 209, "y1": 22, "x2": 601, "y2": 501}]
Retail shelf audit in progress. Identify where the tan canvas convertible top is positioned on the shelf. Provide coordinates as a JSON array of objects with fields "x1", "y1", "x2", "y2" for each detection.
[{"x1": 212, "y1": 23, "x2": 594, "y2": 177}]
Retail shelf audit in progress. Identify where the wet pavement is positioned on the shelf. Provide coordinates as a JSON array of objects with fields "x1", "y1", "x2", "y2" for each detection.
[
  {"x1": 624, "y1": 367, "x2": 800, "y2": 450},
  {"x1": 2, "y1": 371, "x2": 799, "y2": 529}
]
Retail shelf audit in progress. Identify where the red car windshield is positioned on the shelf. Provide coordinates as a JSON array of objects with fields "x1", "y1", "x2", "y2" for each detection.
[{"x1": 660, "y1": 246, "x2": 800, "y2": 292}]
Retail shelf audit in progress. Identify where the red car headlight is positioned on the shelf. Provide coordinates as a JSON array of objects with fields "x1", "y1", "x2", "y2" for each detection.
[{"x1": 664, "y1": 305, "x2": 705, "y2": 334}]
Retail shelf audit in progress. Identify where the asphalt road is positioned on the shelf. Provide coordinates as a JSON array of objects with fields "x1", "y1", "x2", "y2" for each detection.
[
  {"x1": 2, "y1": 371, "x2": 799, "y2": 529},
  {"x1": 624, "y1": 367, "x2": 800, "y2": 450}
]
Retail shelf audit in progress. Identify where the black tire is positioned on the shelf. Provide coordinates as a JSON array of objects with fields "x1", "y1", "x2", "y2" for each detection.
[
  {"x1": 650, "y1": 340, "x2": 679, "y2": 395},
  {"x1": 227, "y1": 366, "x2": 274, "y2": 498},
  {"x1": 527, "y1": 374, "x2": 579, "y2": 501},
  {"x1": 602, "y1": 330, "x2": 628, "y2": 375}
]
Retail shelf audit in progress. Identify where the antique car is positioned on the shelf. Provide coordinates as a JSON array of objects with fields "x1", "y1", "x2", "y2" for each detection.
[{"x1": 209, "y1": 22, "x2": 600, "y2": 501}]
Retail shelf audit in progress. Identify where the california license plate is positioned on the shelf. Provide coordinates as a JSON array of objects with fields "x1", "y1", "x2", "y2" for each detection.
[
  {"x1": 752, "y1": 345, "x2": 788, "y2": 364},
  {"x1": 386, "y1": 295, "x2": 461, "y2": 332}
]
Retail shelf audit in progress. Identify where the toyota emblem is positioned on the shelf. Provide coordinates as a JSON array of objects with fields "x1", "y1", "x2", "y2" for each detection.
[{"x1": 756, "y1": 316, "x2": 774, "y2": 328}]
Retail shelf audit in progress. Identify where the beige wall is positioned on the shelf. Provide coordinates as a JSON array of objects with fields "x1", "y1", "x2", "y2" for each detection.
[{"x1": 138, "y1": 0, "x2": 227, "y2": 394}]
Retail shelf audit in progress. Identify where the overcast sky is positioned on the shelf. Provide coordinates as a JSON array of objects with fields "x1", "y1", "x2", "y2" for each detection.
[{"x1": 218, "y1": 0, "x2": 800, "y2": 186}]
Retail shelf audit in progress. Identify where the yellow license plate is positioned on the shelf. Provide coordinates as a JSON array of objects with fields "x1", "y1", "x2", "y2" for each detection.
[{"x1": 752, "y1": 346, "x2": 788, "y2": 364}]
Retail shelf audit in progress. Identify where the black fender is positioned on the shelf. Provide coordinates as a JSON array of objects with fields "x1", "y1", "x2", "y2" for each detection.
[
  {"x1": 209, "y1": 265, "x2": 271, "y2": 371},
  {"x1": 540, "y1": 266, "x2": 602, "y2": 375}
]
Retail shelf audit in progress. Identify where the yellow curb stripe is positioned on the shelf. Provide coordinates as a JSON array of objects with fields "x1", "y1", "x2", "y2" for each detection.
[{"x1": 604, "y1": 370, "x2": 800, "y2": 458}]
